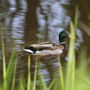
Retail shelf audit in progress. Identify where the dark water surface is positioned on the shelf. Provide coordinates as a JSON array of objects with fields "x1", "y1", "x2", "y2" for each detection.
[{"x1": 0, "y1": 0, "x2": 90, "y2": 86}]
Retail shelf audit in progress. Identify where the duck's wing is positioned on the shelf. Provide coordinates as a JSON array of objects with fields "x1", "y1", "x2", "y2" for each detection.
[
  {"x1": 36, "y1": 48, "x2": 63, "y2": 56},
  {"x1": 30, "y1": 43, "x2": 64, "y2": 52},
  {"x1": 30, "y1": 43, "x2": 53, "y2": 50},
  {"x1": 24, "y1": 43, "x2": 56, "y2": 54}
]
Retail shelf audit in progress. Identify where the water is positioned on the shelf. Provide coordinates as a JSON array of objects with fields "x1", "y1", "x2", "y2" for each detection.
[{"x1": 0, "y1": 0, "x2": 90, "y2": 86}]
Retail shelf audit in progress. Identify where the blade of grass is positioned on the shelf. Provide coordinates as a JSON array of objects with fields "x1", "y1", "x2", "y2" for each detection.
[
  {"x1": 5, "y1": 49, "x2": 17, "y2": 90},
  {"x1": 59, "y1": 64, "x2": 64, "y2": 90},
  {"x1": 74, "y1": 6, "x2": 78, "y2": 30},
  {"x1": 38, "y1": 62, "x2": 48, "y2": 90},
  {"x1": 18, "y1": 75, "x2": 25, "y2": 90},
  {"x1": 6, "y1": 48, "x2": 16, "y2": 81},
  {"x1": 6, "y1": 48, "x2": 16, "y2": 74},
  {"x1": 1, "y1": 35, "x2": 6, "y2": 90},
  {"x1": 76, "y1": 49, "x2": 90, "y2": 89},
  {"x1": 70, "y1": 22, "x2": 76, "y2": 90},
  {"x1": 39, "y1": 73, "x2": 48, "y2": 90},
  {"x1": 78, "y1": 49, "x2": 87, "y2": 74},
  {"x1": 48, "y1": 79, "x2": 55, "y2": 90},
  {"x1": 11, "y1": 58, "x2": 17, "y2": 90},
  {"x1": 58, "y1": 56, "x2": 64, "y2": 90},
  {"x1": 65, "y1": 22, "x2": 76, "y2": 90},
  {"x1": 27, "y1": 55, "x2": 31, "y2": 90},
  {"x1": 65, "y1": 7, "x2": 78, "y2": 90},
  {"x1": 32, "y1": 59, "x2": 38, "y2": 90}
]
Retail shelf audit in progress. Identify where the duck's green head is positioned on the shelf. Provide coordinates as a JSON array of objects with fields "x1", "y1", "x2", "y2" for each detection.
[{"x1": 59, "y1": 30, "x2": 69, "y2": 43}]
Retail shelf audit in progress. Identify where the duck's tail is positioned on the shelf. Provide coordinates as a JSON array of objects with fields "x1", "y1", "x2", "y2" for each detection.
[{"x1": 23, "y1": 49, "x2": 34, "y2": 54}]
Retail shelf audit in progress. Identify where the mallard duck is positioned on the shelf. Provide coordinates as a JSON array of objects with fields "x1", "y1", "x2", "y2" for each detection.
[{"x1": 23, "y1": 30, "x2": 69, "y2": 56}]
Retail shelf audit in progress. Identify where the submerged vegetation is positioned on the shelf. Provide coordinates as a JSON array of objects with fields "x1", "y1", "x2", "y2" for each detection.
[{"x1": 0, "y1": 9, "x2": 90, "y2": 90}]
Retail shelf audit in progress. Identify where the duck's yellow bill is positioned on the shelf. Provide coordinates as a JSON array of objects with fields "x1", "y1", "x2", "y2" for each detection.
[{"x1": 69, "y1": 34, "x2": 75, "y2": 39}]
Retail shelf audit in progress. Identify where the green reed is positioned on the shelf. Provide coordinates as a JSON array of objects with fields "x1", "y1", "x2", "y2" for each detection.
[
  {"x1": 1, "y1": 38, "x2": 17, "y2": 90},
  {"x1": 32, "y1": 59, "x2": 37, "y2": 90},
  {"x1": 27, "y1": 55, "x2": 31, "y2": 90},
  {"x1": 1, "y1": 33, "x2": 7, "y2": 90}
]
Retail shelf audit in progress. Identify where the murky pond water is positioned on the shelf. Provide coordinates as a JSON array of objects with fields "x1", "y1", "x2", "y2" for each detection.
[{"x1": 0, "y1": 0, "x2": 90, "y2": 86}]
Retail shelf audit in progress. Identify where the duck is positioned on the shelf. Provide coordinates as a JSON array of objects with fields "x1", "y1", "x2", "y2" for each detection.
[{"x1": 23, "y1": 30, "x2": 69, "y2": 56}]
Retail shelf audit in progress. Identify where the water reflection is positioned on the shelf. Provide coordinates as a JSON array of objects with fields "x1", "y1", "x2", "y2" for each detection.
[
  {"x1": 37, "y1": 0, "x2": 70, "y2": 43},
  {"x1": 76, "y1": 29, "x2": 83, "y2": 49},
  {"x1": 21, "y1": 53, "x2": 61, "y2": 85},
  {"x1": 0, "y1": 0, "x2": 90, "y2": 87},
  {"x1": 5, "y1": 0, "x2": 27, "y2": 51}
]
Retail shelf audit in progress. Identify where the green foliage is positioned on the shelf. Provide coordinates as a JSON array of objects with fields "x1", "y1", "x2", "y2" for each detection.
[{"x1": 1, "y1": 37, "x2": 17, "y2": 90}]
